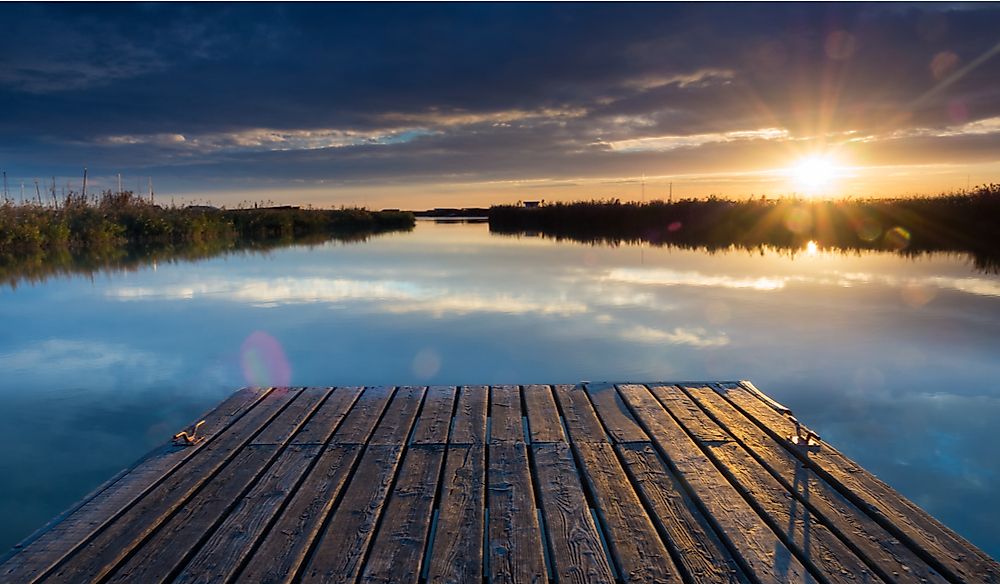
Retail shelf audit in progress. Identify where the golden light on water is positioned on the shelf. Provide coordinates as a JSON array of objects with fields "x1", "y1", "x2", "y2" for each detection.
[{"x1": 806, "y1": 240, "x2": 819, "y2": 255}]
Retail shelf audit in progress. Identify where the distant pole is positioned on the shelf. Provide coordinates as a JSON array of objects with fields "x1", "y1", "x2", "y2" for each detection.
[
  {"x1": 51, "y1": 176, "x2": 57, "y2": 207},
  {"x1": 118, "y1": 173, "x2": 122, "y2": 195},
  {"x1": 34, "y1": 179, "x2": 41, "y2": 205},
  {"x1": 20, "y1": 181, "x2": 25, "y2": 203},
  {"x1": 148, "y1": 176, "x2": 153, "y2": 203},
  {"x1": 2, "y1": 170, "x2": 7, "y2": 199},
  {"x1": 641, "y1": 172, "x2": 646, "y2": 203},
  {"x1": 669, "y1": 182, "x2": 673, "y2": 202},
  {"x1": 82, "y1": 167, "x2": 88, "y2": 198}
]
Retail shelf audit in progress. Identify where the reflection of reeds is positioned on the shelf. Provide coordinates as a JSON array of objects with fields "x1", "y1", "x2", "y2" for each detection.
[
  {"x1": 488, "y1": 185, "x2": 1000, "y2": 273},
  {"x1": 0, "y1": 191, "x2": 415, "y2": 287}
]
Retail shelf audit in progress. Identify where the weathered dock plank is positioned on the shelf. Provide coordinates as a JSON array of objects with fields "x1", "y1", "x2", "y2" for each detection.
[
  {"x1": 616, "y1": 383, "x2": 813, "y2": 584},
  {"x1": 427, "y1": 385, "x2": 488, "y2": 584},
  {"x1": 685, "y1": 385, "x2": 947, "y2": 584},
  {"x1": 531, "y1": 442, "x2": 615, "y2": 584},
  {"x1": 0, "y1": 386, "x2": 269, "y2": 583},
  {"x1": 1, "y1": 382, "x2": 995, "y2": 584},
  {"x1": 722, "y1": 382, "x2": 1000, "y2": 583}
]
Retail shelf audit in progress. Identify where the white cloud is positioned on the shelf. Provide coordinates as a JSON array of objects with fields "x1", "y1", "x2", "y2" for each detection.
[
  {"x1": 602, "y1": 127, "x2": 789, "y2": 152},
  {"x1": 622, "y1": 325, "x2": 730, "y2": 347},
  {"x1": 106, "y1": 277, "x2": 587, "y2": 316},
  {"x1": 604, "y1": 268, "x2": 789, "y2": 290}
]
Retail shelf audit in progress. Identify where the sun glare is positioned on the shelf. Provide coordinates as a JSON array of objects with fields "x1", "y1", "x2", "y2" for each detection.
[{"x1": 790, "y1": 155, "x2": 840, "y2": 193}]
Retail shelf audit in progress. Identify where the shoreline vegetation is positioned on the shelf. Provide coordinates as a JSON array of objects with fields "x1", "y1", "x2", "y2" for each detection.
[
  {"x1": 0, "y1": 191, "x2": 414, "y2": 287},
  {"x1": 488, "y1": 185, "x2": 1000, "y2": 272}
]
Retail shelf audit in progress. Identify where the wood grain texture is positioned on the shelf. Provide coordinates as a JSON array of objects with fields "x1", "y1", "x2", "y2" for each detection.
[
  {"x1": 572, "y1": 441, "x2": 678, "y2": 583},
  {"x1": 410, "y1": 386, "x2": 457, "y2": 445},
  {"x1": 369, "y1": 386, "x2": 425, "y2": 445},
  {"x1": 37, "y1": 388, "x2": 301, "y2": 584},
  {"x1": 251, "y1": 388, "x2": 330, "y2": 445},
  {"x1": 0, "y1": 387, "x2": 269, "y2": 583},
  {"x1": 552, "y1": 384, "x2": 607, "y2": 443},
  {"x1": 686, "y1": 385, "x2": 947, "y2": 584},
  {"x1": 616, "y1": 442, "x2": 749, "y2": 584},
  {"x1": 491, "y1": 385, "x2": 524, "y2": 443},
  {"x1": 174, "y1": 445, "x2": 322, "y2": 584},
  {"x1": 616, "y1": 383, "x2": 812, "y2": 584},
  {"x1": 523, "y1": 385, "x2": 565, "y2": 443},
  {"x1": 292, "y1": 386, "x2": 363, "y2": 445},
  {"x1": 104, "y1": 389, "x2": 328, "y2": 583},
  {"x1": 724, "y1": 384, "x2": 1000, "y2": 584},
  {"x1": 177, "y1": 387, "x2": 362, "y2": 584},
  {"x1": 361, "y1": 445, "x2": 446, "y2": 584},
  {"x1": 585, "y1": 383, "x2": 648, "y2": 443},
  {"x1": 299, "y1": 444, "x2": 407, "y2": 584},
  {"x1": 234, "y1": 444, "x2": 360, "y2": 584},
  {"x1": 488, "y1": 442, "x2": 547, "y2": 584},
  {"x1": 332, "y1": 386, "x2": 396, "y2": 445},
  {"x1": 451, "y1": 385, "x2": 488, "y2": 445},
  {"x1": 4, "y1": 381, "x2": 992, "y2": 584},
  {"x1": 428, "y1": 445, "x2": 485, "y2": 584},
  {"x1": 652, "y1": 385, "x2": 880, "y2": 584},
  {"x1": 532, "y1": 443, "x2": 614, "y2": 584}
]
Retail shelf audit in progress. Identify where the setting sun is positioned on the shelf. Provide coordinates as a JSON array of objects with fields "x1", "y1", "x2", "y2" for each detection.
[{"x1": 790, "y1": 155, "x2": 841, "y2": 193}]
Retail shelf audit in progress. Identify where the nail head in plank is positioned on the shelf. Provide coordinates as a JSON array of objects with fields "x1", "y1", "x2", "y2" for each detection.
[
  {"x1": 523, "y1": 385, "x2": 566, "y2": 443},
  {"x1": 531, "y1": 443, "x2": 615, "y2": 584}
]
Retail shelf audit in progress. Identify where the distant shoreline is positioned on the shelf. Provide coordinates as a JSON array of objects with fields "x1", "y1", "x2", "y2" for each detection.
[
  {"x1": 0, "y1": 191, "x2": 414, "y2": 286},
  {"x1": 487, "y1": 185, "x2": 1000, "y2": 272}
]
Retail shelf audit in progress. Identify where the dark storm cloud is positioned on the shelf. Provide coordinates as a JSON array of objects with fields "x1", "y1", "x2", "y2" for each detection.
[{"x1": 1, "y1": 3, "x2": 999, "y2": 195}]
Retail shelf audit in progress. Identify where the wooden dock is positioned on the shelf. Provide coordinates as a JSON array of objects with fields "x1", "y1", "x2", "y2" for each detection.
[{"x1": 2, "y1": 382, "x2": 997, "y2": 583}]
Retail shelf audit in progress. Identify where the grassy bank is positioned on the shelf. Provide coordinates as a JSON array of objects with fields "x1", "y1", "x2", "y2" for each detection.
[
  {"x1": 489, "y1": 185, "x2": 1000, "y2": 271},
  {"x1": 0, "y1": 191, "x2": 414, "y2": 286}
]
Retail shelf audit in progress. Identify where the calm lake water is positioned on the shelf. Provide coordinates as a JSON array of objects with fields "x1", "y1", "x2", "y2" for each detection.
[{"x1": 1, "y1": 219, "x2": 999, "y2": 558}]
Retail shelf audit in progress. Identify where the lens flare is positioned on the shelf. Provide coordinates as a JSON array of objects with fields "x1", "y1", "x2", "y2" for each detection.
[
  {"x1": 240, "y1": 331, "x2": 292, "y2": 387},
  {"x1": 784, "y1": 207, "x2": 813, "y2": 234},
  {"x1": 884, "y1": 226, "x2": 912, "y2": 250}
]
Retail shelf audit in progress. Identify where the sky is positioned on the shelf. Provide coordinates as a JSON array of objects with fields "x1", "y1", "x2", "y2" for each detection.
[{"x1": 1, "y1": 3, "x2": 999, "y2": 208}]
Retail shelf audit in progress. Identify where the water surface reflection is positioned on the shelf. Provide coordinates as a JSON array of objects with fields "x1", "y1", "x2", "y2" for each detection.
[{"x1": 1, "y1": 220, "x2": 998, "y2": 557}]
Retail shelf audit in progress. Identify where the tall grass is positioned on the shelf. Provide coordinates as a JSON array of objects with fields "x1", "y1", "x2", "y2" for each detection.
[
  {"x1": 0, "y1": 190, "x2": 414, "y2": 286},
  {"x1": 489, "y1": 185, "x2": 1000, "y2": 271}
]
